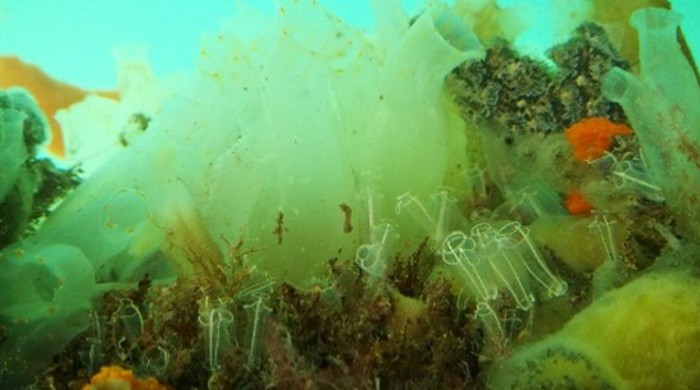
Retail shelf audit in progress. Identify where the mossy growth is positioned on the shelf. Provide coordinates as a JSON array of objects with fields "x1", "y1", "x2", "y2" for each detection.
[{"x1": 32, "y1": 248, "x2": 482, "y2": 389}]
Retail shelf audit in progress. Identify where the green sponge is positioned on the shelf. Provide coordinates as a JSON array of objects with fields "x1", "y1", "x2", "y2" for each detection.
[
  {"x1": 0, "y1": 243, "x2": 96, "y2": 386},
  {"x1": 602, "y1": 8, "x2": 700, "y2": 239}
]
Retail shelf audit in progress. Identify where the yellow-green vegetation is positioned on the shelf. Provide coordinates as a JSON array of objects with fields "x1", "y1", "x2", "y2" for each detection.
[{"x1": 489, "y1": 271, "x2": 700, "y2": 389}]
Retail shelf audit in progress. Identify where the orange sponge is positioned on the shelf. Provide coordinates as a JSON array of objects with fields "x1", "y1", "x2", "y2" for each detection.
[
  {"x1": 564, "y1": 190, "x2": 592, "y2": 215},
  {"x1": 82, "y1": 365, "x2": 166, "y2": 390},
  {"x1": 565, "y1": 117, "x2": 632, "y2": 162}
]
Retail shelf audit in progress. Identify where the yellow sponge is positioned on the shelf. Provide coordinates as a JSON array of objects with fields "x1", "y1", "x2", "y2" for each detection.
[{"x1": 490, "y1": 271, "x2": 700, "y2": 389}]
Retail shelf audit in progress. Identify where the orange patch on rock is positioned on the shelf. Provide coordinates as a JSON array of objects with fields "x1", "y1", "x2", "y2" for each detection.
[
  {"x1": 0, "y1": 56, "x2": 118, "y2": 158},
  {"x1": 82, "y1": 365, "x2": 166, "y2": 390},
  {"x1": 564, "y1": 190, "x2": 593, "y2": 215},
  {"x1": 565, "y1": 117, "x2": 633, "y2": 162}
]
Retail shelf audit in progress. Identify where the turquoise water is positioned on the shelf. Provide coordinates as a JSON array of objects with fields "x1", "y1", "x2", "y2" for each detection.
[
  {"x1": 0, "y1": 0, "x2": 433, "y2": 88},
  {"x1": 5, "y1": 0, "x2": 695, "y2": 89}
]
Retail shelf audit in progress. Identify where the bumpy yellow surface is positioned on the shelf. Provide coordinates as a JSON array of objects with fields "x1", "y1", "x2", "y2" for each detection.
[{"x1": 491, "y1": 271, "x2": 700, "y2": 389}]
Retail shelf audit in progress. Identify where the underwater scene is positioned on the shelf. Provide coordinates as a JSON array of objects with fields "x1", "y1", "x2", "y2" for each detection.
[{"x1": 1, "y1": 0, "x2": 700, "y2": 388}]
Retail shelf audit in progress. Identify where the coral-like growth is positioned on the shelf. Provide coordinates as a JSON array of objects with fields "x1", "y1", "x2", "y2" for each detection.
[
  {"x1": 450, "y1": 23, "x2": 629, "y2": 134},
  {"x1": 395, "y1": 190, "x2": 458, "y2": 249},
  {"x1": 198, "y1": 297, "x2": 234, "y2": 373},
  {"x1": 450, "y1": 42, "x2": 555, "y2": 132},
  {"x1": 608, "y1": 154, "x2": 664, "y2": 202},
  {"x1": 441, "y1": 221, "x2": 567, "y2": 311},
  {"x1": 355, "y1": 223, "x2": 398, "y2": 282}
]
